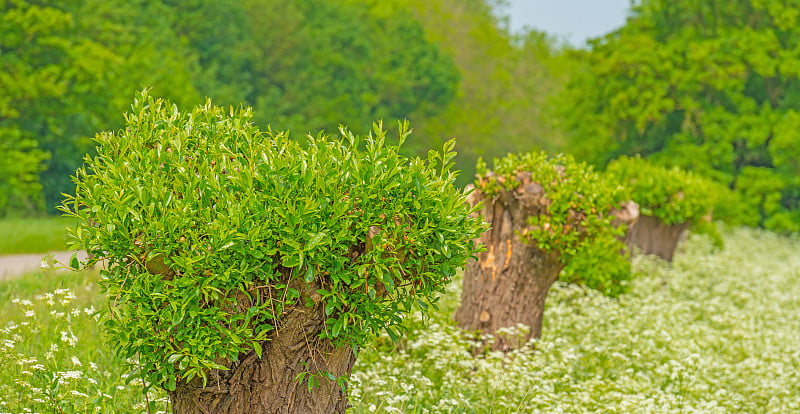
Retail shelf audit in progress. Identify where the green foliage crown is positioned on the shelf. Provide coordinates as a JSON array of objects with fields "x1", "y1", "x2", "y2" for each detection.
[
  {"x1": 604, "y1": 156, "x2": 717, "y2": 225},
  {"x1": 61, "y1": 90, "x2": 483, "y2": 391},
  {"x1": 476, "y1": 151, "x2": 628, "y2": 264}
]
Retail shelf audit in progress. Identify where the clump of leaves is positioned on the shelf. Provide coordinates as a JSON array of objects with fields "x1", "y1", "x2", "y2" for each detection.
[
  {"x1": 604, "y1": 156, "x2": 725, "y2": 249},
  {"x1": 604, "y1": 156, "x2": 719, "y2": 225},
  {"x1": 476, "y1": 151, "x2": 631, "y2": 295},
  {"x1": 60, "y1": 90, "x2": 484, "y2": 392}
]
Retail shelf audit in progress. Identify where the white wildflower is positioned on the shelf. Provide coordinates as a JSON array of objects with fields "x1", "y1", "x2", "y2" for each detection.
[
  {"x1": 60, "y1": 329, "x2": 78, "y2": 346},
  {"x1": 43, "y1": 293, "x2": 55, "y2": 306},
  {"x1": 59, "y1": 370, "x2": 83, "y2": 380}
]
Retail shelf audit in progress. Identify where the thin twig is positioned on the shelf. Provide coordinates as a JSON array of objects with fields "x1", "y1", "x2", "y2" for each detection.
[{"x1": 139, "y1": 354, "x2": 152, "y2": 414}]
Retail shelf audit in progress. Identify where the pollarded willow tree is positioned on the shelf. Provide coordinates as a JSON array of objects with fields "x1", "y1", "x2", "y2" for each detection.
[
  {"x1": 454, "y1": 152, "x2": 628, "y2": 350},
  {"x1": 61, "y1": 91, "x2": 484, "y2": 413},
  {"x1": 559, "y1": 0, "x2": 800, "y2": 233},
  {"x1": 604, "y1": 156, "x2": 722, "y2": 262}
]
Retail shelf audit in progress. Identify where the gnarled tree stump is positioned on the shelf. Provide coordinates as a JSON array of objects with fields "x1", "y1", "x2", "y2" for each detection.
[{"x1": 454, "y1": 176, "x2": 564, "y2": 351}]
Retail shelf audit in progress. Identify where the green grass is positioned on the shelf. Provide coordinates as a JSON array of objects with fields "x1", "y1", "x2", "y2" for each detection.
[
  {"x1": 0, "y1": 217, "x2": 76, "y2": 255},
  {"x1": 1, "y1": 227, "x2": 799, "y2": 413},
  {"x1": 0, "y1": 269, "x2": 169, "y2": 413}
]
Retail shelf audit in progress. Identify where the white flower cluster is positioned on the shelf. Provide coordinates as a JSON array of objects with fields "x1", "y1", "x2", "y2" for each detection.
[
  {"x1": 0, "y1": 282, "x2": 169, "y2": 412},
  {"x1": 349, "y1": 227, "x2": 800, "y2": 413}
]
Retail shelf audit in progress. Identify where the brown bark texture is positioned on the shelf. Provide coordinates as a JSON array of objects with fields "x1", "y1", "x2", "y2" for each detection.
[
  {"x1": 454, "y1": 174, "x2": 564, "y2": 351},
  {"x1": 610, "y1": 200, "x2": 640, "y2": 258},
  {"x1": 168, "y1": 279, "x2": 356, "y2": 414},
  {"x1": 624, "y1": 214, "x2": 690, "y2": 262}
]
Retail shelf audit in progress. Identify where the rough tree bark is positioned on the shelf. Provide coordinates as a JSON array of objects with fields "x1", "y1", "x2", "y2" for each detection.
[
  {"x1": 624, "y1": 215, "x2": 690, "y2": 262},
  {"x1": 168, "y1": 277, "x2": 355, "y2": 414},
  {"x1": 611, "y1": 200, "x2": 640, "y2": 258},
  {"x1": 454, "y1": 173, "x2": 565, "y2": 351}
]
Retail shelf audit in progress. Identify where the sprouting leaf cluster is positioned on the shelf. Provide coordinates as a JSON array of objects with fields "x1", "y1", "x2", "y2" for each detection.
[
  {"x1": 604, "y1": 156, "x2": 718, "y2": 226},
  {"x1": 60, "y1": 90, "x2": 483, "y2": 391},
  {"x1": 559, "y1": 235, "x2": 632, "y2": 297},
  {"x1": 475, "y1": 151, "x2": 628, "y2": 265}
]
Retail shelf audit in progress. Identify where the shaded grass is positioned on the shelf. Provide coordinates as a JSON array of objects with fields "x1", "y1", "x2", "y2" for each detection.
[{"x1": 0, "y1": 217, "x2": 76, "y2": 255}]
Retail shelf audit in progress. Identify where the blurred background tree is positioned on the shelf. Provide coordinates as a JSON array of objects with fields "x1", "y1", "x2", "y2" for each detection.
[
  {"x1": 558, "y1": 0, "x2": 800, "y2": 232},
  {"x1": 394, "y1": 0, "x2": 569, "y2": 182},
  {"x1": 9, "y1": 0, "x2": 537, "y2": 215},
  {"x1": 15, "y1": 0, "x2": 794, "y2": 233},
  {"x1": 1, "y1": 0, "x2": 199, "y2": 216}
]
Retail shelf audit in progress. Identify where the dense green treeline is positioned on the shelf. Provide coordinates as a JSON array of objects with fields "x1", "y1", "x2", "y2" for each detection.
[
  {"x1": 4, "y1": 0, "x2": 799, "y2": 232},
  {"x1": 559, "y1": 0, "x2": 800, "y2": 232},
  {"x1": 1, "y1": 0, "x2": 484, "y2": 215},
  {"x1": 1, "y1": 0, "x2": 200, "y2": 215},
  {"x1": 396, "y1": 0, "x2": 569, "y2": 179}
]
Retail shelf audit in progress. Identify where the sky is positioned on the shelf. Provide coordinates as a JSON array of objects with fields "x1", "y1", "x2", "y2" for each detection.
[{"x1": 502, "y1": 0, "x2": 632, "y2": 46}]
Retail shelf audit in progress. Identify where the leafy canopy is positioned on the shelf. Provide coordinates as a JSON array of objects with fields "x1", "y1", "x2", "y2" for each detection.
[
  {"x1": 604, "y1": 156, "x2": 718, "y2": 226},
  {"x1": 61, "y1": 90, "x2": 483, "y2": 391},
  {"x1": 559, "y1": 0, "x2": 800, "y2": 232}
]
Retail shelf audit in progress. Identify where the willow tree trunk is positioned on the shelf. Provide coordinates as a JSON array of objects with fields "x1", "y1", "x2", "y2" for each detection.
[
  {"x1": 625, "y1": 214, "x2": 690, "y2": 262},
  {"x1": 611, "y1": 200, "x2": 640, "y2": 258},
  {"x1": 454, "y1": 178, "x2": 563, "y2": 351},
  {"x1": 168, "y1": 284, "x2": 355, "y2": 414}
]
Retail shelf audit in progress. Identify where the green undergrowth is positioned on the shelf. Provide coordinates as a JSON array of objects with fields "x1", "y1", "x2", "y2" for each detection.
[
  {"x1": 1, "y1": 227, "x2": 799, "y2": 412},
  {"x1": 0, "y1": 217, "x2": 75, "y2": 255}
]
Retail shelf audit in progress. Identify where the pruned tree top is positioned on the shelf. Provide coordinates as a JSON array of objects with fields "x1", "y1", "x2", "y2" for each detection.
[
  {"x1": 60, "y1": 89, "x2": 484, "y2": 392},
  {"x1": 474, "y1": 151, "x2": 627, "y2": 264},
  {"x1": 604, "y1": 156, "x2": 721, "y2": 225}
]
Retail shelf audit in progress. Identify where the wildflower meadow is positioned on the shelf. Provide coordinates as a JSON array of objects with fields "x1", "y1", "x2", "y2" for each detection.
[{"x1": 1, "y1": 227, "x2": 799, "y2": 413}]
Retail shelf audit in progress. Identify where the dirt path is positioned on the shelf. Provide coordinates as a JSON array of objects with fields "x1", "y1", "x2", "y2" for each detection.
[{"x1": 0, "y1": 251, "x2": 89, "y2": 280}]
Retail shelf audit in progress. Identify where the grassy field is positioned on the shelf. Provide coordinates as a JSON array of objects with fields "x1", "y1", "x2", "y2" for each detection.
[
  {"x1": 1, "y1": 227, "x2": 798, "y2": 413},
  {"x1": 0, "y1": 217, "x2": 75, "y2": 255}
]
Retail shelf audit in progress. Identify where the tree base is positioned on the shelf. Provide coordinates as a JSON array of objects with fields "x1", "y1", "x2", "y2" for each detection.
[
  {"x1": 625, "y1": 215, "x2": 689, "y2": 262},
  {"x1": 169, "y1": 302, "x2": 355, "y2": 414}
]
